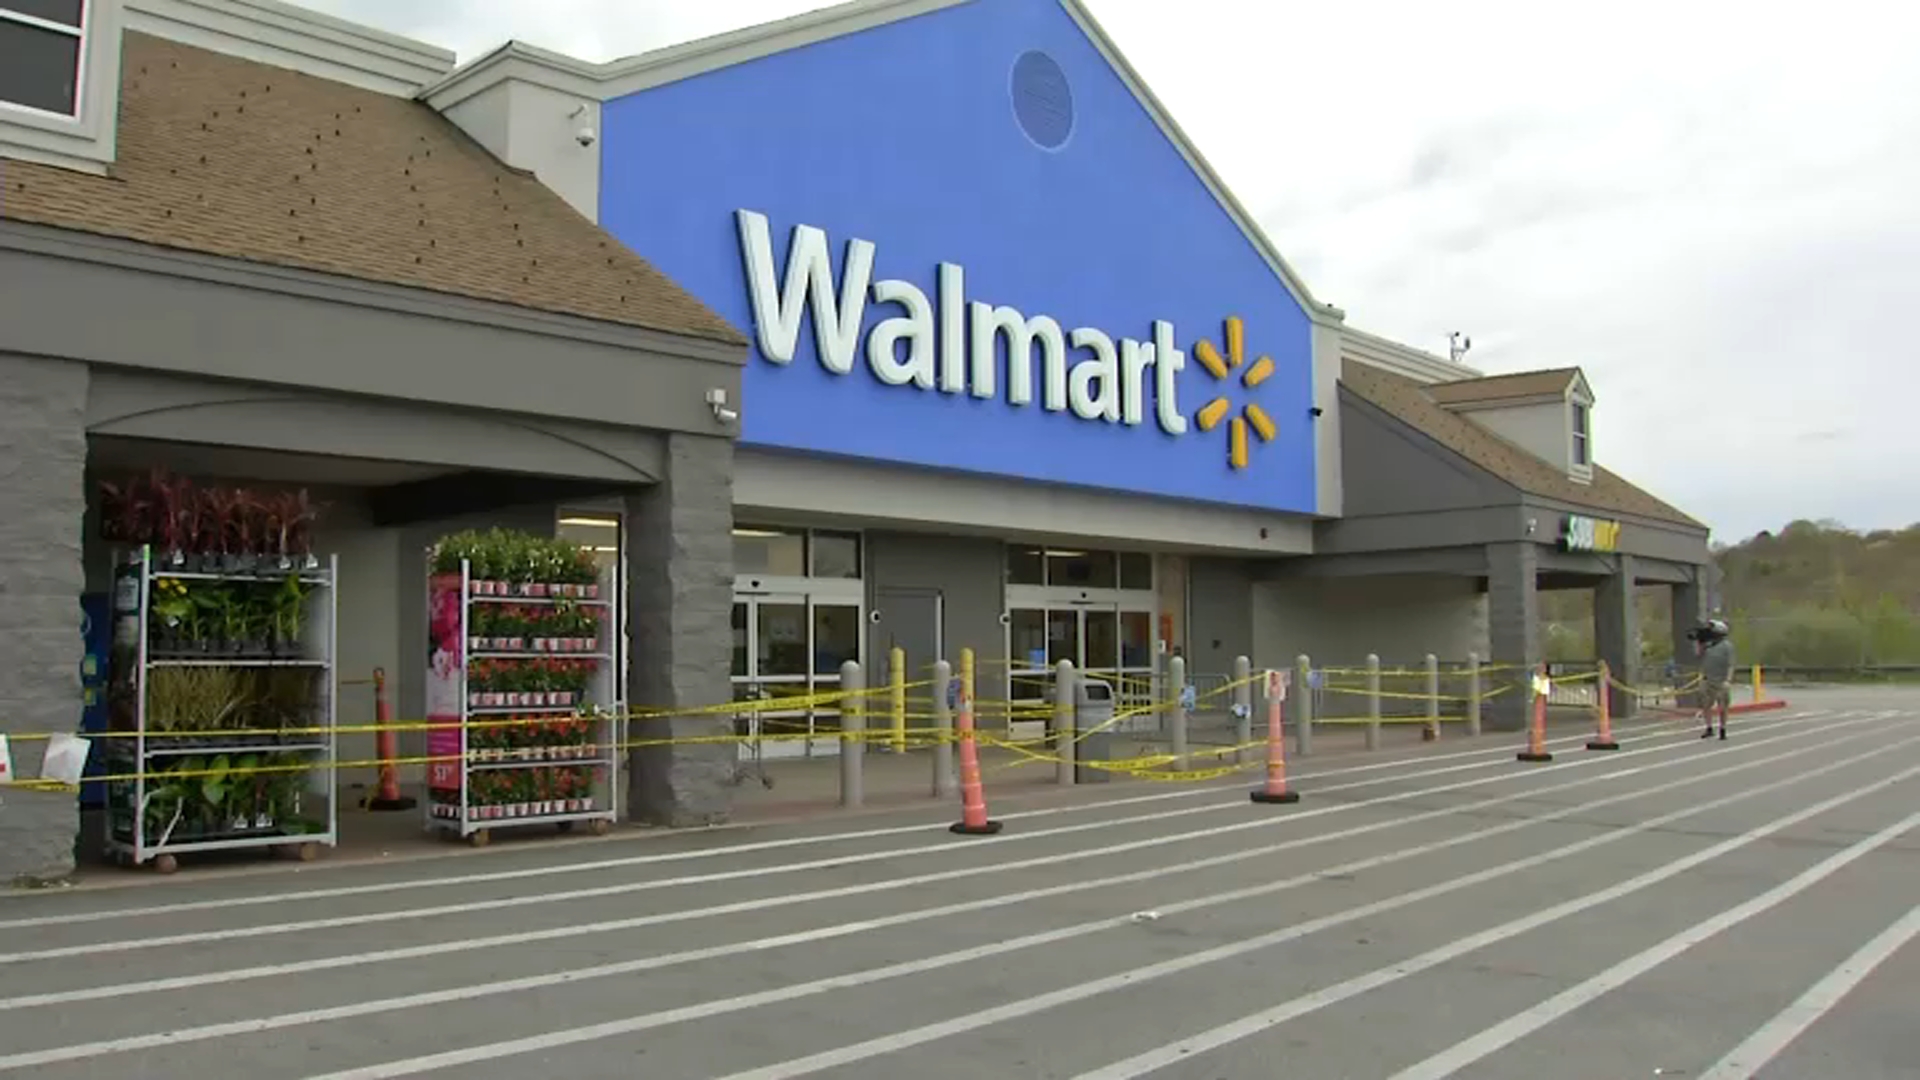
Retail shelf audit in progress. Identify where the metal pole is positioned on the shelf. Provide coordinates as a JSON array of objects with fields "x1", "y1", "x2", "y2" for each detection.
[
  {"x1": 1294, "y1": 654, "x2": 1314, "y2": 757},
  {"x1": 1424, "y1": 653, "x2": 1441, "y2": 742},
  {"x1": 889, "y1": 646, "x2": 907, "y2": 755},
  {"x1": 932, "y1": 658, "x2": 957, "y2": 799},
  {"x1": 1365, "y1": 653, "x2": 1382, "y2": 751},
  {"x1": 839, "y1": 660, "x2": 864, "y2": 809},
  {"x1": 1466, "y1": 652, "x2": 1483, "y2": 738},
  {"x1": 1169, "y1": 654, "x2": 1189, "y2": 772},
  {"x1": 1233, "y1": 655, "x2": 1253, "y2": 765},
  {"x1": 1053, "y1": 659, "x2": 1077, "y2": 785}
]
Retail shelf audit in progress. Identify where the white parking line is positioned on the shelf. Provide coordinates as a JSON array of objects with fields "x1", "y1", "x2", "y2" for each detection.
[
  {"x1": 1062, "y1": 791, "x2": 1920, "y2": 1079},
  {"x1": 1387, "y1": 824, "x2": 1920, "y2": 1079},
  {"x1": 0, "y1": 711, "x2": 1878, "y2": 1022},
  {"x1": 1693, "y1": 902, "x2": 1920, "y2": 1080},
  {"x1": 267, "y1": 732, "x2": 1920, "y2": 1078},
  {"x1": 1, "y1": 712, "x2": 1820, "y2": 962},
  {"x1": 0, "y1": 711, "x2": 1720, "y2": 931}
]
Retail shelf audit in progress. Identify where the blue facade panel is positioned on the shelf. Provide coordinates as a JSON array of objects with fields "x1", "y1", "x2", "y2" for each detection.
[{"x1": 601, "y1": 0, "x2": 1315, "y2": 512}]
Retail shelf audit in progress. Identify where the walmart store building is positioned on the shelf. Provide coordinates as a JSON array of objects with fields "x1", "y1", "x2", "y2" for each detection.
[
  {"x1": 428, "y1": 0, "x2": 1716, "y2": 744},
  {"x1": 0, "y1": 0, "x2": 1715, "y2": 878}
]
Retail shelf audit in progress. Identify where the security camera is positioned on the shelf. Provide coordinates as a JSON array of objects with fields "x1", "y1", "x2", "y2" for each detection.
[
  {"x1": 712, "y1": 406, "x2": 739, "y2": 425},
  {"x1": 575, "y1": 126, "x2": 597, "y2": 147}
]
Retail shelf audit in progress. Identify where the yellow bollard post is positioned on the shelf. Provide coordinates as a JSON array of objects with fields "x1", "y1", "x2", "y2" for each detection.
[
  {"x1": 1753, "y1": 664, "x2": 1764, "y2": 704},
  {"x1": 890, "y1": 646, "x2": 907, "y2": 754},
  {"x1": 961, "y1": 647, "x2": 975, "y2": 726}
]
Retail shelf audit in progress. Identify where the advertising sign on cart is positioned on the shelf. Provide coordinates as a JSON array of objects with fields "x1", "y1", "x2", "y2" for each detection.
[{"x1": 426, "y1": 573, "x2": 466, "y2": 795}]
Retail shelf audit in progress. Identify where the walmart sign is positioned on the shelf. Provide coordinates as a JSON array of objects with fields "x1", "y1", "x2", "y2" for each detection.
[
  {"x1": 738, "y1": 209, "x2": 1193, "y2": 436},
  {"x1": 737, "y1": 210, "x2": 1288, "y2": 473}
]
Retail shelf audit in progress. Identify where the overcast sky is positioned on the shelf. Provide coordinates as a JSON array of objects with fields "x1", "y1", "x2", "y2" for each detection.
[{"x1": 305, "y1": 0, "x2": 1920, "y2": 543}]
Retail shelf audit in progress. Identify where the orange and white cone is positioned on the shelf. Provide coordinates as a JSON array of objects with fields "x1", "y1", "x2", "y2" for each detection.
[
  {"x1": 1587, "y1": 660, "x2": 1620, "y2": 751},
  {"x1": 1251, "y1": 670, "x2": 1301, "y2": 805},
  {"x1": 1517, "y1": 664, "x2": 1555, "y2": 762},
  {"x1": 949, "y1": 686, "x2": 1002, "y2": 835}
]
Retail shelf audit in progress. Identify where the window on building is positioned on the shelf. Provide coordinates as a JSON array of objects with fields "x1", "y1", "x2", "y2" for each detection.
[
  {"x1": 809, "y1": 530, "x2": 862, "y2": 580},
  {"x1": 1007, "y1": 546, "x2": 1046, "y2": 586},
  {"x1": 1049, "y1": 549, "x2": 1116, "y2": 589},
  {"x1": 1571, "y1": 402, "x2": 1591, "y2": 467},
  {"x1": 0, "y1": 1, "x2": 86, "y2": 117},
  {"x1": 733, "y1": 524, "x2": 807, "y2": 577}
]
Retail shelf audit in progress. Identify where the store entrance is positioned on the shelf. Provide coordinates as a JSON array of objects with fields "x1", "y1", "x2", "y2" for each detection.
[
  {"x1": 730, "y1": 592, "x2": 862, "y2": 760},
  {"x1": 1006, "y1": 600, "x2": 1154, "y2": 739}
]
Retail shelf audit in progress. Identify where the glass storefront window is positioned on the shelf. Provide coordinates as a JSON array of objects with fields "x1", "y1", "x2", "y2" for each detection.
[
  {"x1": 1007, "y1": 546, "x2": 1045, "y2": 586},
  {"x1": 1118, "y1": 551, "x2": 1153, "y2": 590},
  {"x1": 810, "y1": 531, "x2": 862, "y2": 579},
  {"x1": 734, "y1": 524, "x2": 807, "y2": 577},
  {"x1": 1049, "y1": 549, "x2": 1116, "y2": 589},
  {"x1": 812, "y1": 603, "x2": 860, "y2": 675},
  {"x1": 1120, "y1": 611, "x2": 1153, "y2": 668},
  {"x1": 1084, "y1": 609, "x2": 1118, "y2": 672},
  {"x1": 730, "y1": 602, "x2": 749, "y2": 679},
  {"x1": 756, "y1": 601, "x2": 809, "y2": 678},
  {"x1": 1009, "y1": 609, "x2": 1047, "y2": 668}
]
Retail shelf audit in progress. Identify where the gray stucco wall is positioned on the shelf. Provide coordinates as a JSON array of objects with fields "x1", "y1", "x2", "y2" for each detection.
[
  {"x1": 626, "y1": 434, "x2": 735, "y2": 827},
  {"x1": 865, "y1": 531, "x2": 1005, "y2": 680},
  {"x1": 1486, "y1": 541, "x2": 1542, "y2": 730},
  {"x1": 1337, "y1": 391, "x2": 1519, "y2": 519},
  {"x1": 1188, "y1": 557, "x2": 1255, "y2": 678},
  {"x1": 0, "y1": 226, "x2": 742, "y2": 440},
  {"x1": 0, "y1": 355, "x2": 88, "y2": 884},
  {"x1": 1256, "y1": 574, "x2": 1487, "y2": 671}
]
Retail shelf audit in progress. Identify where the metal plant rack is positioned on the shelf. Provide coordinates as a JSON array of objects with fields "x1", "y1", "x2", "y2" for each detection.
[
  {"x1": 424, "y1": 556, "x2": 621, "y2": 846},
  {"x1": 104, "y1": 546, "x2": 340, "y2": 873}
]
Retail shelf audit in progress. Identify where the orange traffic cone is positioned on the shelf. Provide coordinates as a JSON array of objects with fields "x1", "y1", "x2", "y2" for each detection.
[
  {"x1": 1587, "y1": 660, "x2": 1620, "y2": 751},
  {"x1": 1517, "y1": 663, "x2": 1555, "y2": 762},
  {"x1": 949, "y1": 657, "x2": 1002, "y2": 836},
  {"x1": 1251, "y1": 670, "x2": 1301, "y2": 805},
  {"x1": 365, "y1": 667, "x2": 417, "y2": 811}
]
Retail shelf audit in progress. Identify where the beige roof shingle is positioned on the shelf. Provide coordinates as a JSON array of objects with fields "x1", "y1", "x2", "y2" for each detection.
[
  {"x1": 0, "y1": 33, "x2": 746, "y2": 346},
  {"x1": 1343, "y1": 359, "x2": 1703, "y2": 529},
  {"x1": 1425, "y1": 367, "x2": 1582, "y2": 406}
]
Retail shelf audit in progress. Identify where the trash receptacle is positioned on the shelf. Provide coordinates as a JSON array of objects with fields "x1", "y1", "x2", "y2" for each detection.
[{"x1": 1074, "y1": 678, "x2": 1116, "y2": 784}]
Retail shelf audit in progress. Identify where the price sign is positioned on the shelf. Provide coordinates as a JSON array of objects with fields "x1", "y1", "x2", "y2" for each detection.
[{"x1": 1266, "y1": 670, "x2": 1289, "y2": 701}]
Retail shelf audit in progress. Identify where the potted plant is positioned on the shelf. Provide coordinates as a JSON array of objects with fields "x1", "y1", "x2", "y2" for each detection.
[{"x1": 269, "y1": 574, "x2": 311, "y2": 658}]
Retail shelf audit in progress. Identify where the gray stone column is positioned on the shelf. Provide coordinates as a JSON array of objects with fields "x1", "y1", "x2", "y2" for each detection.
[
  {"x1": 1485, "y1": 541, "x2": 1540, "y2": 731},
  {"x1": 1593, "y1": 553, "x2": 1639, "y2": 719},
  {"x1": 625, "y1": 433, "x2": 734, "y2": 827},
  {"x1": 0, "y1": 356, "x2": 88, "y2": 884},
  {"x1": 1671, "y1": 575, "x2": 1707, "y2": 706}
]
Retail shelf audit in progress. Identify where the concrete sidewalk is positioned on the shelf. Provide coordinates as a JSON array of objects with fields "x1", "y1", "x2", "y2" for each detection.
[{"x1": 61, "y1": 705, "x2": 1635, "y2": 886}]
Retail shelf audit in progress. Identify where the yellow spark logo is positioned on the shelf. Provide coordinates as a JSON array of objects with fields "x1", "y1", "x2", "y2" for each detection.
[{"x1": 1192, "y1": 316, "x2": 1277, "y2": 471}]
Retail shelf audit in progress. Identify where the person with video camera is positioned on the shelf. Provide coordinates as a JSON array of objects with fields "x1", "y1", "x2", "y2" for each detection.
[{"x1": 1690, "y1": 618, "x2": 1736, "y2": 740}]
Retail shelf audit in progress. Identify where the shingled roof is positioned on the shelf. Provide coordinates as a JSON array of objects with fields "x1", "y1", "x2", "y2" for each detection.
[
  {"x1": 0, "y1": 33, "x2": 746, "y2": 347},
  {"x1": 1425, "y1": 367, "x2": 1584, "y2": 407},
  {"x1": 1342, "y1": 359, "x2": 1703, "y2": 529}
]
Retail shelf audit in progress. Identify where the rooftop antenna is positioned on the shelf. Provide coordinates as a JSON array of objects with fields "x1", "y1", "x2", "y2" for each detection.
[{"x1": 1448, "y1": 331, "x2": 1472, "y2": 364}]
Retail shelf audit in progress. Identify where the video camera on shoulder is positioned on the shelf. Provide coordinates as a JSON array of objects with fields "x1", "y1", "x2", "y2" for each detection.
[{"x1": 1687, "y1": 619, "x2": 1729, "y2": 644}]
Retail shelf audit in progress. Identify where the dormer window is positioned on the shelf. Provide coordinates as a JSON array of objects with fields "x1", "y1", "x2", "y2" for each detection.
[
  {"x1": 1571, "y1": 401, "x2": 1590, "y2": 467},
  {"x1": 0, "y1": 1, "x2": 86, "y2": 117}
]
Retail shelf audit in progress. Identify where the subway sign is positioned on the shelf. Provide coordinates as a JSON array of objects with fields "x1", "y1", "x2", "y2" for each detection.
[{"x1": 1562, "y1": 514, "x2": 1622, "y2": 553}]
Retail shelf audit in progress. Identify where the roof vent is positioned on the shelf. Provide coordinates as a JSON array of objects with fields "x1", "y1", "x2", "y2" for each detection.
[{"x1": 1010, "y1": 50, "x2": 1074, "y2": 151}]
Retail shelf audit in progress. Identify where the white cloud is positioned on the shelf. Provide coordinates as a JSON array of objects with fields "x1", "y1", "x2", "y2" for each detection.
[{"x1": 302, "y1": 0, "x2": 1920, "y2": 541}]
